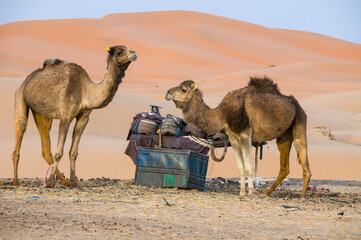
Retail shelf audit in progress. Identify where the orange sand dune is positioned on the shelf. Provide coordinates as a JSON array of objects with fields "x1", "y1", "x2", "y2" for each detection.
[{"x1": 0, "y1": 11, "x2": 360, "y2": 181}]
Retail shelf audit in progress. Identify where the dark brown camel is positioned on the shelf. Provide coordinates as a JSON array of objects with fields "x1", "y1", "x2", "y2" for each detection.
[
  {"x1": 166, "y1": 77, "x2": 311, "y2": 197},
  {"x1": 12, "y1": 45, "x2": 137, "y2": 188}
]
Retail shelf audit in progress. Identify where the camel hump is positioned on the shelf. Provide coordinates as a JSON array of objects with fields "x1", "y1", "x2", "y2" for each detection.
[
  {"x1": 43, "y1": 58, "x2": 70, "y2": 68},
  {"x1": 247, "y1": 76, "x2": 280, "y2": 94}
]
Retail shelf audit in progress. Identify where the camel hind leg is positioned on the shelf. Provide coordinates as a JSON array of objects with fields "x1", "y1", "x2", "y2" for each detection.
[
  {"x1": 292, "y1": 112, "x2": 311, "y2": 197},
  {"x1": 12, "y1": 88, "x2": 29, "y2": 185},
  {"x1": 266, "y1": 128, "x2": 293, "y2": 196},
  {"x1": 32, "y1": 111, "x2": 70, "y2": 187}
]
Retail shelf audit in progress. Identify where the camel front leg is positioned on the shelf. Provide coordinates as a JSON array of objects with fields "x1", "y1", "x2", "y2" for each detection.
[
  {"x1": 239, "y1": 133, "x2": 255, "y2": 195},
  {"x1": 234, "y1": 148, "x2": 246, "y2": 197},
  {"x1": 44, "y1": 118, "x2": 72, "y2": 188},
  {"x1": 69, "y1": 111, "x2": 91, "y2": 188},
  {"x1": 228, "y1": 135, "x2": 246, "y2": 197}
]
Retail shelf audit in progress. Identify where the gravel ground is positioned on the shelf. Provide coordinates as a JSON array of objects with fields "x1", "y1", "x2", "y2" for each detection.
[{"x1": 0, "y1": 177, "x2": 360, "y2": 240}]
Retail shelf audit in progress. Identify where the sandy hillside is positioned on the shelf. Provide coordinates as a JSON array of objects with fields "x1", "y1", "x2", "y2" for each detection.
[{"x1": 0, "y1": 11, "x2": 360, "y2": 182}]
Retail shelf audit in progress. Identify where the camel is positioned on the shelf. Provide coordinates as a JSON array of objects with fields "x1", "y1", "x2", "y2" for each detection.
[
  {"x1": 12, "y1": 45, "x2": 137, "y2": 188},
  {"x1": 166, "y1": 77, "x2": 311, "y2": 197}
]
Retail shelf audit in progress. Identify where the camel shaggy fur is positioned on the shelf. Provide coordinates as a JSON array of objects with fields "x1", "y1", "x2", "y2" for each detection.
[
  {"x1": 166, "y1": 77, "x2": 311, "y2": 197},
  {"x1": 12, "y1": 45, "x2": 137, "y2": 188}
]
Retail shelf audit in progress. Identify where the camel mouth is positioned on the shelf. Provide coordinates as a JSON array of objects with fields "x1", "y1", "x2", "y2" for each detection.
[
  {"x1": 128, "y1": 53, "x2": 138, "y2": 62},
  {"x1": 165, "y1": 94, "x2": 175, "y2": 101}
]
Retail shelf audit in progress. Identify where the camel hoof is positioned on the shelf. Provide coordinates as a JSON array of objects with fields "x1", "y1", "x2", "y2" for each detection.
[
  {"x1": 13, "y1": 180, "x2": 20, "y2": 186},
  {"x1": 70, "y1": 179, "x2": 78, "y2": 188},
  {"x1": 239, "y1": 192, "x2": 246, "y2": 199},
  {"x1": 60, "y1": 179, "x2": 71, "y2": 187},
  {"x1": 266, "y1": 189, "x2": 274, "y2": 197},
  {"x1": 43, "y1": 179, "x2": 55, "y2": 188},
  {"x1": 54, "y1": 153, "x2": 62, "y2": 161}
]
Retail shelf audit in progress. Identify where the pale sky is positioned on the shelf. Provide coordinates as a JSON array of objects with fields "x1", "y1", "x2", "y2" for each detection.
[{"x1": 1, "y1": 0, "x2": 360, "y2": 44}]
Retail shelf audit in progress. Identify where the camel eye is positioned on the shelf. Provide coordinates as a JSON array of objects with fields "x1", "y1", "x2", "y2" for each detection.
[{"x1": 117, "y1": 49, "x2": 124, "y2": 56}]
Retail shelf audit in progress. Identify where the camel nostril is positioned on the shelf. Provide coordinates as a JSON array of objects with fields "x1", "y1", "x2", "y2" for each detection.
[{"x1": 165, "y1": 91, "x2": 175, "y2": 101}]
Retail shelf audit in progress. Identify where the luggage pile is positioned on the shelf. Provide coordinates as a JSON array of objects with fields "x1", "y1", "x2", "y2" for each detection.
[
  {"x1": 125, "y1": 106, "x2": 213, "y2": 164},
  {"x1": 125, "y1": 106, "x2": 211, "y2": 191}
]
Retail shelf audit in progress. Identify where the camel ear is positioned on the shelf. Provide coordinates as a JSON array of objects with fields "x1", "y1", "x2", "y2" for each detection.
[
  {"x1": 107, "y1": 47, "x2": 114, "y2": 55},
  {"x1": 191, "y1": 83, "x2": 198, "y2": 90}
]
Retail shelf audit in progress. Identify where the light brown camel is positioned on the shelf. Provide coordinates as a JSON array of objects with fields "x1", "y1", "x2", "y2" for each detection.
[
  {"x1": 166, "y1": 77, "x2": 311, "y2": 197},
  {"x1": 12, "y1": 45, "x2": 137, "y2": 188}
]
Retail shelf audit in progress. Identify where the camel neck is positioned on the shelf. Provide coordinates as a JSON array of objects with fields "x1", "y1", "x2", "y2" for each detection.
[
  {"x1": 182, "y1": 97, "x2": 222, "y2": 134},
  {"x1": 85, "y1": 61, "x2": 125, "y2": 109}
]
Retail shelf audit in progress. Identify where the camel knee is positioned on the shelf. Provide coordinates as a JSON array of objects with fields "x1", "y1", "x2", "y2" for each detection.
[
  {"x1": 12, "y1": 151, "x2": 20, "y2": 162},
  {"x1": 293, "y1": 140, "x2": 302, "y2": 153},
  {"x1": 293, "y1": 139, "x2": 307, "y2": 156},
  {"x1": 54, "y1": 152, "x2": 63, "y2": 162},
  {"x1": 69, "y1": 151, "x2": 78, "y2": 161},
  {"x1": 244, "y1": 167, "x2": 253, "y2": 178},
  {"x1": 16, "y1": 118, "x2": 28, "y2": 132},
  {"x1": 303, "y1": 169, "x2": 311, "y2": 180}
]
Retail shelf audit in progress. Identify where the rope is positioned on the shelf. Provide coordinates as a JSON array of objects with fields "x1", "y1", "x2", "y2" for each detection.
[
  {"x1": 134, "y1": 121, "x2": 140, "y2": 150},
  {"x1": 210, "y1": 139, "x2": 228, "y2": 162},
  {"x1": 148, "y1": 132, "x2": 157, "y2": 147},
  {"x1": 43, "y1": 164, "x2": 56, "y2": 186},
  {"x1": 169, "y1": 128, "x2": 180, "y2": 149}
]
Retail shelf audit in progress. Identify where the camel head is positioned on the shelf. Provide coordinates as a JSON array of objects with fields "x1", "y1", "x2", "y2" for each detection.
[
  {"x1": 107, "y1": 45, "x2": 137, "y2": 70},
  {"x1": 165, "y1": 80, "x2": 200, "y2": 109}
]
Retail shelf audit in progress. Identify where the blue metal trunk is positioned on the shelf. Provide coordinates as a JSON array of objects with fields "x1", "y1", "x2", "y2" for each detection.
[{"x1": 135, "y1": 147, "x2": 209, "y2": 191}]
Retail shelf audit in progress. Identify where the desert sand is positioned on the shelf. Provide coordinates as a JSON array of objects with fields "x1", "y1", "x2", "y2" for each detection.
[
  {"x1": 1, "y1": 178, "x2": 360, "y2": 239},
  {"x1": 0, "y1": 11, "x2": 360, "y2": 182}
]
